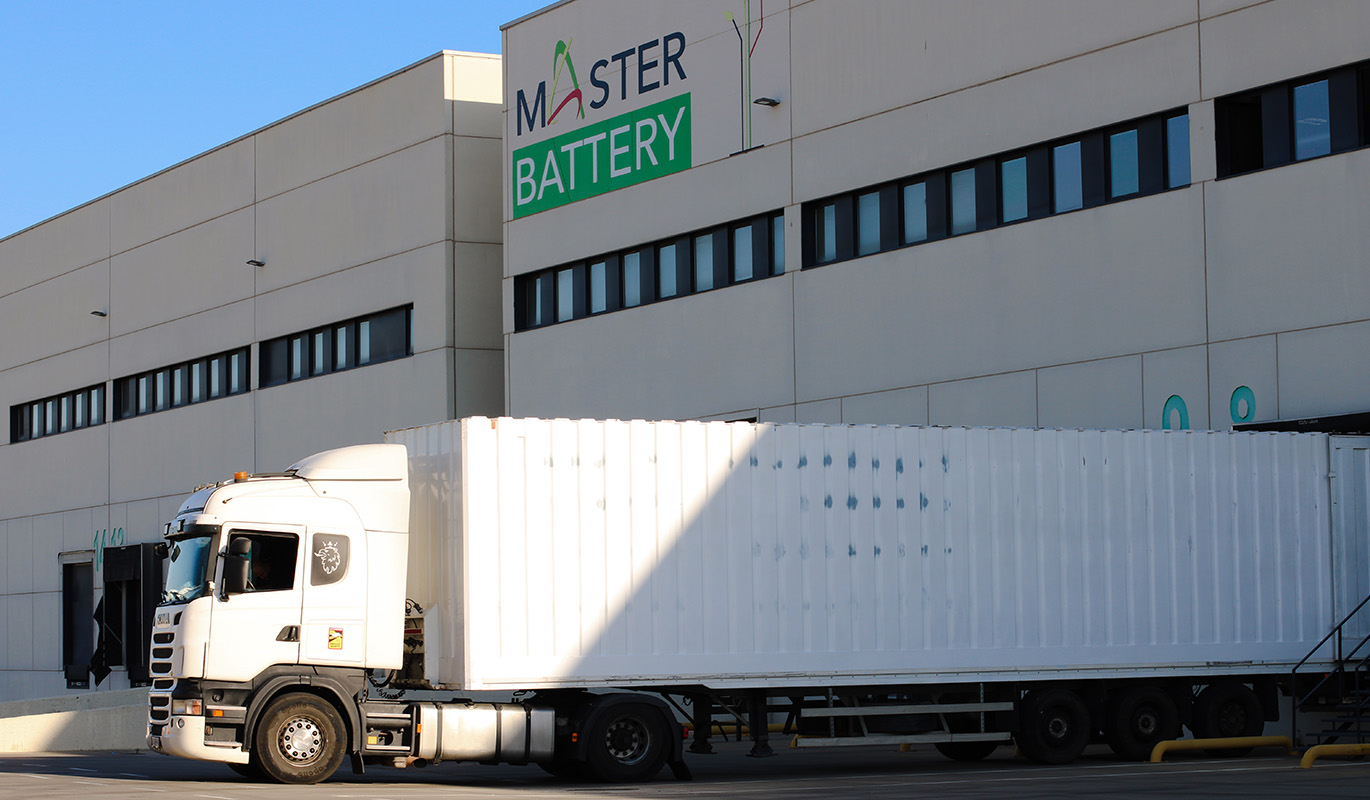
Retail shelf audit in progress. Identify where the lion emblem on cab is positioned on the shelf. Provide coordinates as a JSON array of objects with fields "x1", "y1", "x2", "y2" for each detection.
[{"x1": 314, "y1": 540, "x2": 343, "y2": 575}]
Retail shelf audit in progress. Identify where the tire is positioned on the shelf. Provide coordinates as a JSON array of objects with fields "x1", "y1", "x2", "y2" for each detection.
[
  {"x1": 1015, "y1": 688, "x2": 1091, "y2": 765},
  {"x1": 1192, "y1": 682, "x2": 1263, "y2": 756},
  {"x1": 253, "y1": 693, "x2": 347, "y2": 784},
  {"x1": 1104, "y1": 686, "x2": 1181, "y2": 761},
  {"x1": 583, "y1": 702, "x2": 669, "y2": 783},
  {"x1": 935, "y1": 741, "x2": 1000, "y2": 761}
]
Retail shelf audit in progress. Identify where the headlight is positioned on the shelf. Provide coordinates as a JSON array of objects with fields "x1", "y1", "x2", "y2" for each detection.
[{"x1": 171, "y1": 698, "x2": 203, "y2": 716}]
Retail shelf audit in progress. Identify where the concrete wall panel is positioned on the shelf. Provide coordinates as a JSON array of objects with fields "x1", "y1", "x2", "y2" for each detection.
[
  {"x1": 1142, "y1": 345, "x2": 1210, "y2": 430},
  {"x1": 31, "y1": 515, "x2": 61, "y2": 595},
  {"x1": 928, "y1": 371, "x2": 1037, "y2": 428},
  {"x1": 3, "y1": 430, "x2": 109, "y2": 521},
  {"x1": 256, "y1": 138, "x2": 449, "y2": 293},
  {"x1": 1208, "y1": 336, "x2": 1279, "y2": 427},
  {"x1": 454, "y1": 243, "x2": 504, "y2": 350},
  {"x1": 62, "y1": 508, "x2": 97, "y2": 555},
  {"x1": 0, "y1": 263, "x2": 110, "y2": 371},
  {"x1": 255, "y1": 56, "x2": 451, "y2": 200},
  {"x1": 0, "y1": 343, "x2": 108, "y2": 425},
  {"x1": 8, "y1": 595, "x2": 33, "y2": 670},
  {"x1": 109, "y1": 209, "x2": 256, "y2": 338},
  {"x1": 794, "y1": 189, "x2": 1206, "y2": 401},
  {"x1": 841, "y1": 387, "x2": 930, "y2": 426},
  {"x1": 451, "y1": 136, "x2": 504, "y2": 245},
  {"x1": 1200, "y1": 0, "x2": 1370, "y2": 99},
  {"x1": 108, "y1": 300, "x2": 255, "y2": 379},
  {"x1": 1037, "y1": 356, "x2": 1143, "y2": 430},
  {"x1": 110, "y1": 140, "x2": 254, "y2": 255},
  {"x1": 1206, "y1": 150, "x2": 1370, "y2": 342},
  {"x1": 0, "y1": 200, "x2": 109, "y2": 297},
  {"x1": 795, "y1": 399, "x2": 841, "y2": 423},
  {"x1": 793, "y1": 25, "x2": 1199, "y2": 203},
  {"x1": 31, "y1": 593, "x2": 59, "y2": 671},
  {"x1": 454, "y1": 348, "x2": 503, "y2": 419},
  {"x1": 5, "y1": 518, "x2": 33, "y2": 595},
  {"x1": 108, "y1": 394, "x2": 255, "y2": 504},
  {"x1": 1276, "y1": 321, "x2": 1370, "y2": 420},
  {"x1": 253, "y1": 243, "x2": 448, "y2": 351},
  {"x1": 254, "y1": 351, "x2": 451, "y2": 470},
  {"x1": 791, "y1": 0, "x2": 1194, "y2": 138},
  {"x1": 507, "y1": 277, "x2": 796, "y2": 420}
]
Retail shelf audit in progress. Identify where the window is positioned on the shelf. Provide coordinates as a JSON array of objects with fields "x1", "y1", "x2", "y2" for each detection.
[
  {"x1": 227, "y1": 531, "x2": 300, "y2": 593},
  {"x1": 1109, "y1": 129, "x2": 1139, "y2": 198},
  {"x1": 259, "y1": 306, "x2": 412, "y2": 388},
  {"x1": 772, "y1": 214, "x2": 786, "y2": 274},
  {"x1": 1000, "y1": 156, "x2": 1028, "y2": 223},
  {"x1": 512, "y1": 211, "x2": 786, "y2": 331},
  {"x1": 590, "y1": 260, "x2": 609, "y2": 313},
  {"x1": 658, "y1": 244, "x2": 678, "y2": 298},
  {"x1": 800, "y1": 107, "x2": 1187, "y2": 269},
  {"x1": 1294, "y1": 79, "x2": 1332, "y2": 160},
  {"x1": 950, "y1": 167, "x2": 976, "y2": 235},
  {"x1": 695, "y1": 233, "x2": 715, "y2": 291},
  {"x1": 114, "y1": 347, "x2": 250, "y2": 420},
  {"x1": 856, "y1": 191, "x2": 881, "y2": 255},
  {"x1": 733, "y1": 224, "x2": 754, "y2": 281},
  {"x1": 622, "y1": 251, "x2": 643, "y2": 307},
  {"x1": 1217, "y1": 60, "x2": 1370, "y2": 178},
  {"x1": 1166, "y1": 115, "x2": 1190, "y2": 188},
  {"x1": 11, "y1": 383, "x2": 108, "y2": 443},
  {"x1": 902, "y1": 181, "x2": 928, "y2": 243},
  {"x1": 557, "y1": 268, "x2": 575, "y2": 321}
]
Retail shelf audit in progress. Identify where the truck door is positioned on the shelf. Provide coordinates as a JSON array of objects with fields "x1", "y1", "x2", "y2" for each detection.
[
  {"x1": 1331, "y1": 436, "x2": 1370, "y2": 639},
  {"x1": 206, "y1": 527, "x2": 304, "y2": 682},
  {"x1": 299, "y1": 527, "x2": 368, "y2": 667}
]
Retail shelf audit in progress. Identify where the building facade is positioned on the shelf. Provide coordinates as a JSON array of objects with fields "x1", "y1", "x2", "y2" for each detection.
[
  {"x1": 0, "y1": 52, "x2": 503, "y2": 702},
  {"x1": 502, "y1": 0, "x2": 1370, "y2": 433},
  {"x1": 4, "y1": 0, "x2": 1370, "y2": 708}
]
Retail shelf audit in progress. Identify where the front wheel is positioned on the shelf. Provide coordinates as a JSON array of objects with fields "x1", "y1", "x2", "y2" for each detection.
[
  {"x1": 253, "y1": 693, "x2": 347, "y2": 784},
  {"x1": 584, "y1": 702, "x2": 669, "y2": 783}
]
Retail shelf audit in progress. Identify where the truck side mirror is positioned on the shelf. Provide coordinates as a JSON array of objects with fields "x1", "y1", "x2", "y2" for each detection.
[
  {"x1": 222, "y1": 537, "x2": 251, "y2": 597},
  {"x1": 153, "y1": 542, "x2": 169, "y2": 559}
]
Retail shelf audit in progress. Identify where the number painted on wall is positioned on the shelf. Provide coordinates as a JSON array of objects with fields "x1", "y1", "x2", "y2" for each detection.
[
  {"x1": 1230, "y1": 385, "x2": 1256, "y2": 424},
  {"x1": 94, "y1": 527, "x2": 125, "y2": 572},
  {"x1": 1159, "y1": 386, "x2": 1259, "y2": 430},
  {"x1": 1161, "y1": 395, "x2": 1190, "y2": 430}
]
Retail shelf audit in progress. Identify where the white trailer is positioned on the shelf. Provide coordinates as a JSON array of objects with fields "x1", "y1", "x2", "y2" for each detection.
[{"x1": 145, "y1": 418, "x2": 1370, "y2": 783}]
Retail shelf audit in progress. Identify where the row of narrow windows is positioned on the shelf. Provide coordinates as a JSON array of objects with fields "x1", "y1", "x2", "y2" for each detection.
[
  {"x1": 8, "y1": 306, "x2": 412, "y2": 443},
  {"x1": 513, "y1": 57, "x2": 1370, "y2": 331}
]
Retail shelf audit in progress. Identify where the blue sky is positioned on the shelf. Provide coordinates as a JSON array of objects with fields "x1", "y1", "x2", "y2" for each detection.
[{"x1": 0, "y1": 1, "x2": 548, "y2": 240}]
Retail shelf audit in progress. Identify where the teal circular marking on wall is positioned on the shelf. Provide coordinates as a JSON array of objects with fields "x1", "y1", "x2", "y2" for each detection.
[
  {"x1": 1230, "y1": 385, "x2": 1256, "y2": 424},
  {"x1": 1162, "y1": 395, "x2": 1190, "y2": 430}
]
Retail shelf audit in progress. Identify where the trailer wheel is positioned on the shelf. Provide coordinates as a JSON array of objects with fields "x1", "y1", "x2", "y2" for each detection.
[
  {"x1": 934, "y1": 741, "x2": 1000, "y2": 761},
  {"x1": 1193, "y1": 682, "x2": 1262, "y2": 755},
  {"x1": 1015, "y1": 688, "x2": 1090, "y2": 764},
  {"x1": 584, "y1": 703, "x2": 668, "y2": 783},
  {"x1": 253, "y1": 693, "x2": 347, "y2": 784},
  {"x1": 1104, "y1": 686, "x2": 1180, "y2": 761}
]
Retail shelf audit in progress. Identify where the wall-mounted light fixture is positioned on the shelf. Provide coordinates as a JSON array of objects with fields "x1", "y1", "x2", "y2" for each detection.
[
  {"x1": 753, "y1": 96, "x2": 780, "y2": 107},
  {"x1": 90, "y1": 310, "x2": 108, "y2": 318},
  {"x1": 246, "y1": 259, "x2": 265, "y2": 267}
]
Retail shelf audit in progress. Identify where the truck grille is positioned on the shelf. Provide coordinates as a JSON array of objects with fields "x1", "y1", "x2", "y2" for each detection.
[{"x1": 148, "y1": 629, "x2": 176, "y2": 728}]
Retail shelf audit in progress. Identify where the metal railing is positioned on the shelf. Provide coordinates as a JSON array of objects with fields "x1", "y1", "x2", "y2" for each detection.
[{"x1": 1291, "y1": 590, "x2": 1370, "y2": 746}]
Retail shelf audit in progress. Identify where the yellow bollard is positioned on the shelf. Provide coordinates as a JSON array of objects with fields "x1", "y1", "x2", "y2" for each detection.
[
  {"x1": 1299, "y1": 742, "x2": 1370, "y2": 768},
  {"x1": 1149, "y1": 735, "x2": 1294, "y2": 762}
]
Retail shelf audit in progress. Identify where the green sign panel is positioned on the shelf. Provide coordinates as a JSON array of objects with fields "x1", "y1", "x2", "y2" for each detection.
[{"x1": 512, "y1": 93, "x2": 691, "y2": 218}]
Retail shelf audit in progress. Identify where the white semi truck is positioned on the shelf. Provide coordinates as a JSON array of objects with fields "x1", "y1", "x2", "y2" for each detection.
[{"x1": 145, "y1": 417, "x2": 1370, "y2": 783}]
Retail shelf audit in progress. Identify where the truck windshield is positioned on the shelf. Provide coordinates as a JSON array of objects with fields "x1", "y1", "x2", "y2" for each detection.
[{"x1": 162, "y1": 535, "x2": 215, "y2": 604}]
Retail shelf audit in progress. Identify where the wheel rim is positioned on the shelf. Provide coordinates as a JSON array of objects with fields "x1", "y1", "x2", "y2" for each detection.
[
  {"x1": 604, "y1": 716, "x2": 650, "y2": 765},
  {"x1": 1217, "y1": 701, "x2": 1247, "y2": 735},
  {"x1": 279, "y1": 715, "x2": 324, "y2": 764},
  {"x1": 1134, "y1": 708, "x2": 1159, "y2": 737},
  {"x1": 1045, "y1": 711, "x2": 1071, "y2": 743}
]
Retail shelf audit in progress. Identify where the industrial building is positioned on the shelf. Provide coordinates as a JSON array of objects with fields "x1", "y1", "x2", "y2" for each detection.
[{"x1": 3, "y1": 0, "x2": 1369, "y2": 714}]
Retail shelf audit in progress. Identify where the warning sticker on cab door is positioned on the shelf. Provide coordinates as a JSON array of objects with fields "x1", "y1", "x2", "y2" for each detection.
[{"x1": 328, "y1": 628, "x2": 343, "y2": 650}]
